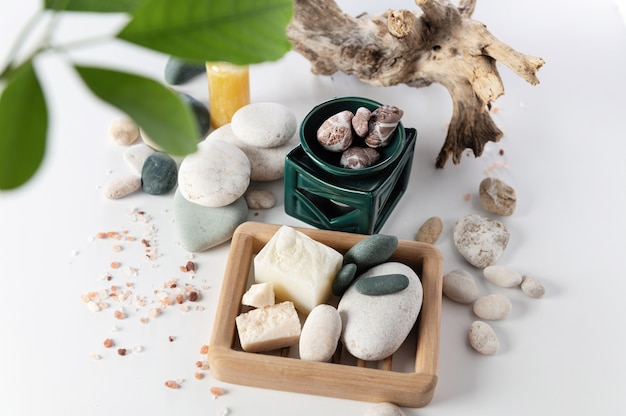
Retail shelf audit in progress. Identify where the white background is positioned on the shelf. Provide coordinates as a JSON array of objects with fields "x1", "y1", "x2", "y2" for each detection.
[{"x1": 1, "y1": 1, "x2": 626, "y2": 415}]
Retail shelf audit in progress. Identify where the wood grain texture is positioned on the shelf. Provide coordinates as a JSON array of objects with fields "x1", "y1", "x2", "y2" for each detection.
[{"x1": 209, "y1": 221, "x2": 443, "y2": 407}]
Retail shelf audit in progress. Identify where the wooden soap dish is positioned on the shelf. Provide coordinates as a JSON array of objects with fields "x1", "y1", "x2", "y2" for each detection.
[{"x1": 209, "y1": 221, "x2": 443, "y2": 407}]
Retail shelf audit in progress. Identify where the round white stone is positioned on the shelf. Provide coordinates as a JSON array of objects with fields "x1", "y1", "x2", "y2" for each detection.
[
  {"x1": 231, "y1": 102, "x2": 297, "y2": 148},
  {"x1": 209, "y1": 123, "x2": 296, "y2": 181},
  {"x1": 483, "y1": 265, "x2": 522, "y2": 287},
  {"x1": 473, "y1": 294, "x2": 512, "y2": 320},
  {"x1": 453, "y1": 214, "x2": 509, "y2": 268},
  {"x1": 299, "y1": 304, "x2": 342, "y2": 362},
  {"x1": 178, "y1": 140, "x2": 250, "y2": 207},
  {"x1": 338, "y1": 262, "x2": 422, "y2": 361}
]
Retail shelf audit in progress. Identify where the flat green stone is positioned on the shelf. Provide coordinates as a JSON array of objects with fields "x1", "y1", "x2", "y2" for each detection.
[
  {"x1": 343, "y1": 234, "x2": 398, "y2": 273},
  {"x1": 173, "y1": 190, "x2": 248, "y2": 252},
  {"x1": 332, "y1": 263, "x2": 357, "y2": 296},
  {"x1": 355, "y1": 273, "x2": 410, "y2": 296}
]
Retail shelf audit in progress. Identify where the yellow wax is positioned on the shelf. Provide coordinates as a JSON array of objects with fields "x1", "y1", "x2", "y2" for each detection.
[{"x1": 206, "y1": 62, "x2": 250, "y2": 128}]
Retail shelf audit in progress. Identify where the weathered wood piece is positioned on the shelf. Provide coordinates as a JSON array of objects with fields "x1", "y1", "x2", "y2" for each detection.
[{"x1": 287, "y1": 0, "x2": 544, "y2": 167}]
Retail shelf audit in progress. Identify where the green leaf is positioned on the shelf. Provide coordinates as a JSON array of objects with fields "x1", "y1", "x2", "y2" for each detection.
[
  {"x1": 117, "y1": 0, "x2": 293, "y2": 65},
  {"x1": 44, "y1": 0, "x2": 143, "y2": 13},
  {"x1": 75, "y1": 66, "x2": 197, "y2": 155},
  {"x1": 0, "y1": 60, "x2": 48, "y2": 190}
]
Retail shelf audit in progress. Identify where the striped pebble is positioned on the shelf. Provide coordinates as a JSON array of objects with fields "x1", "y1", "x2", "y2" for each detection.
[{"x1": 317, "y1": 110, "x2": 354, "y2": 152}]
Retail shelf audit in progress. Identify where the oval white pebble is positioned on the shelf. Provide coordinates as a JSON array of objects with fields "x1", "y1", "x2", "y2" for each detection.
[
  {"x1": 483, "y1": 265, "x2": 523, "y2": 287},
  {"x1": 364, "y1": 402, "x2": 407, "y2": 416},
  {"x1": 178, "y1": 140, "x2": 251, "y2": 207},
  {"x1": 473, "y1": 294, "x2": 512, "y2": 320},
  {"x1": 123, "y1": 143, "x2": 155, "y2": 174},
  {"x1": 520, "y1": 275, "x2": 546, "y2": 298},
  {"x1": 338, "y1": 262, "x2": 422, "y2": 361},
  {"x1": 109, "y1": 117, "x2": 139, "y2": 146},
  {"x1": 442, "y1": 269, "x2": 480, "y2": 304},
  {"x1": 104, "y1": 175, "x2": 141, "y2": 199},
  {"x1": 469, "y1": 321, "x2": 499, "y2": 355},
  {"x1": 299, "y1": 304, "x2": 342, "y2": 362},
  {"x1": 231, "y1": 102, "x2": 297, "y2": 148}
]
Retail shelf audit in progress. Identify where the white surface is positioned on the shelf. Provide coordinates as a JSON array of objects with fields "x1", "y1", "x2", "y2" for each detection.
[{"x1": 1, "y1": 1, "x2": 626, "y2": 415}]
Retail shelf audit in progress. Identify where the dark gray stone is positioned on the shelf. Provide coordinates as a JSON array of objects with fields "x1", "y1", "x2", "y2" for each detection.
[
  {"x1": 332, "y1": 263, "x2": 357, "y2": 296},
  {"x1": 164, "y1": 56, "x2": 206, "y2": 85},
  {"x1": 141, "y1": 152, "x2": 177, "y2": 195},
  {"x1": 179, "y1": 92, "x2": 210, "y2": 139},
  {"x1": 343, "y1": 234, "x2": 398, "y2": 273}
]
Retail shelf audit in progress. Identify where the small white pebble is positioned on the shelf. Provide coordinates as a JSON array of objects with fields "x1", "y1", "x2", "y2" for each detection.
[
  {"x1": 473, "y1": 294, "x2": 512, "y2": 320},
  {"x1": 90, "y1": 354, "x2": 101, "y2": 360},
  {"x1": 469, "y1": 321, "x2": 499, "y2": 355},
  {"x1": 442, "y1": 269, "x2": 480, "y2": 304},
  {"x1": 483, "y1": 265, "x2": 522, "y2": 287},
  {"x1": 218, "y1": 407, "x2": 230, "y2": 416},
  {"x1": 364, "y1": 402, "x2": 407, "y2": 416},
  {"x1": 104, "y1": 175, "x2": 141, "y2": 199},
  {"x1": 109, "y1": 117, "x2": 140, "y2": 145},
  {"x1": 124, "y1": 143, "x2": 155, "y2": 174},
  {"x1": 244, "y1": 189, "x2": 276, "y2": 209},
  {"x1": 520, "y1": 275, "x2": 546, "y2": 298}
]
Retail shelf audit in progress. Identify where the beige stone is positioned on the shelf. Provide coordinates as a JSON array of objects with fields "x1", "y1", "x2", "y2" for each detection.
[
  {"x1": 469, "y1": 321, "x2": 499, "y2": 355},
  {"x1": 442, "y1": 269, "x2": 480, "y2": 304},
  {"x1": 479, "y1": 177, "x2": 517, "y2": 216},
  {"x1": 415, "y1": 216, "x2": 443, "y2": 244}
]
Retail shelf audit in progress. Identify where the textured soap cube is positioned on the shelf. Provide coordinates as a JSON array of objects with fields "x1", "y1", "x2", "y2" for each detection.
[
  {"x1": 235, "y1": 301, "x2": 301, "y2": 352},
  {"x1": 253, "y1": 225, "x2": 343, "y2": 314}
]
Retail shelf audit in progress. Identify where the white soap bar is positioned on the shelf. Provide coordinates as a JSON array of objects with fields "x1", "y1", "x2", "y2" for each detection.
[
  {"x1": 235, "y1": 301, "x2": 301, "y2": 352},
  {"x1": 241, "y1": 282, "x2": 275, "y2": 308},
  {"x1": 253, "y1": 225, "x2": 343, "y2": 314}
]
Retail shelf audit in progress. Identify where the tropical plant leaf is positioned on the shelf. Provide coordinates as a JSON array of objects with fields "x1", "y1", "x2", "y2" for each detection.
[
  {"x1": 75, "y1": 66, "x2": 198, "y2": 155},
  {"x1": 0, "y1": 60, "x2": 48, "y2": 190},
  {"x1": 44, "y1": 0, "x2": 142, "y2": 13},
  {"x1": 117, "y1": 0, "x2": 293, "y2": 65}
]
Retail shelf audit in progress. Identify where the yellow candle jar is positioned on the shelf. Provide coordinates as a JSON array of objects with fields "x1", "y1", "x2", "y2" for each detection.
[{"x1": 206, "y1": 62, "x2": 250, "y2": 128}]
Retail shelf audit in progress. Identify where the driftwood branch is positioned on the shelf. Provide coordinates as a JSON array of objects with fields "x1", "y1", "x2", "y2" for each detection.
[{"x1": 287, "y1": 0, "x2": 544, "y2": 168}]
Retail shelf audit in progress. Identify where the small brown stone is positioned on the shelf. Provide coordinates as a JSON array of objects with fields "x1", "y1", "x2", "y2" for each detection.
[
  {"x1": 479, "y1": 177, "x2": 517, "y2": 216},
  {"x1": 415, "y1": 216, "x2": 443, "y2": 244}
]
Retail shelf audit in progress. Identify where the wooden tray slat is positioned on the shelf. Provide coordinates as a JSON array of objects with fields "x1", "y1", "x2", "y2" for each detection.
[{"x1": 209, "y1": 221, "x2": 443, "y2": 408}]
